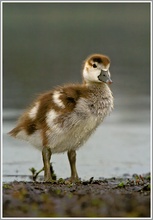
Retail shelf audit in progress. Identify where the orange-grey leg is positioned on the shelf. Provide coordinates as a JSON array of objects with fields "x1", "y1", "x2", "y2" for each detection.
[
  {"x1": 42, "y1": 146, "x2": 52, "y2": 182},
  {"x1": 67, "y1": 150, "x2": 79, "y2": 181}
]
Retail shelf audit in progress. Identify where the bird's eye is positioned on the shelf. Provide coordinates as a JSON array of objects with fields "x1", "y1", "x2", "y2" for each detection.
[
  {"x1": 103, "y1": 74, "x2": 106, "y2": 77},
  {"x1": 93, "y1": 64, "x2": 97, "y2": 68}
]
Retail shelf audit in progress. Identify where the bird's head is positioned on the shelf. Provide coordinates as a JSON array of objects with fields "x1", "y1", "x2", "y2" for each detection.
[{"x1": 83, "y1": 54, "x2": 112, "y2": 85}]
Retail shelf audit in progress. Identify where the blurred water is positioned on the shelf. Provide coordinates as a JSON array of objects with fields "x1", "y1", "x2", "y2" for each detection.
[{"x1": 2, "y1": 3, "x2": 151, "y2": 181}]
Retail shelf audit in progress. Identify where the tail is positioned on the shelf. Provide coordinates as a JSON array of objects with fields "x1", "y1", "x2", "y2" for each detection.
[{"x1": 8, "y1": 126, "x2": 21, "y2": 137}]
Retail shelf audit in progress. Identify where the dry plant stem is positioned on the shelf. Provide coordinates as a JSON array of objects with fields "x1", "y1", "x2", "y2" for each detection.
[
  {"x1": 42, "y1": 147, "x2": 52, "y2": 182},
  {"x1": 67, "y1": 150, "x2": 78, "y2": 181}
]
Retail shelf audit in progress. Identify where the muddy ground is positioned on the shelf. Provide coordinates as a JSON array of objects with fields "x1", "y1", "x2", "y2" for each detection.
[{"x1": 3, "y1": 173, "x2": 151, "y2": 218}]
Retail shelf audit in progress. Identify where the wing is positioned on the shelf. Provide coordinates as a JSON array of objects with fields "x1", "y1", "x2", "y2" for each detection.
[
  {"x1": 54, "y1": 84, "x2": 89, "y2": 112},
  {"x1": 8, "y1": 84, "x2": 89, "y2": 138}
]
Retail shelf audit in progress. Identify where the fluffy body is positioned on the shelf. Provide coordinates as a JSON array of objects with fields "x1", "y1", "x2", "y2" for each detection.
[{"x1": 9, "y1": 83, "x2": 113, "y2": 153}]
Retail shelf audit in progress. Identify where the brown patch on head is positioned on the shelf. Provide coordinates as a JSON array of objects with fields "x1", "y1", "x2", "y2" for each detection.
[{"x1": 85, "y1": 54, "x2": 110, "y2": 68}]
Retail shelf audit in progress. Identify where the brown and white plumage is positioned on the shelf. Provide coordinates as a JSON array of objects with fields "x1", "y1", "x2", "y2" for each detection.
[{"x1": 9, "y1": 54, "x2": 114, "y2": 182}]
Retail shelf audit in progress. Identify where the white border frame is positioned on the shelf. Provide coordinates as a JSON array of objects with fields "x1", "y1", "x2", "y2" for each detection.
[{"x1": 1, "y1": 1, "x2": 152, "y2": 219}]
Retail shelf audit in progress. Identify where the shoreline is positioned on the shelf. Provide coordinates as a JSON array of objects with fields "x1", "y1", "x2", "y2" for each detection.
[{"x1": 3, "y1": 173, "x2": 150, "y2": 218}]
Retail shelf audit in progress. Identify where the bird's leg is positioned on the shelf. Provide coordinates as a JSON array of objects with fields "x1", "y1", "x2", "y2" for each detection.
[
  {"x1": 42, "y1": 146, "x2": 52, "y2": 182},
  {"x1": 67, "y1": 150, "x2": 79, "y2": 182}
]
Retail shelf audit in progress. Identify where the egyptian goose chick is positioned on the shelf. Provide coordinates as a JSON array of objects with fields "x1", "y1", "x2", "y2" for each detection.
[{"x1": 9, "y1": 54, "x2": 114, "y2": 182}]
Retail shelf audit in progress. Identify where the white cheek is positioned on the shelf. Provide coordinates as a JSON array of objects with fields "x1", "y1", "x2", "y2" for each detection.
[
  {"x1": 91, "y1": 71, "x2": 101, "y2": 82},
  {"x1": 83, "y1": 68, "x2": 101, "y2": 82}
]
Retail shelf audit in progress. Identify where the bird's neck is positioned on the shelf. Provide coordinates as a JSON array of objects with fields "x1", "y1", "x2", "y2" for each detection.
[{"x1": 83, "y1": 79, "x2": 107, "y2": 88}]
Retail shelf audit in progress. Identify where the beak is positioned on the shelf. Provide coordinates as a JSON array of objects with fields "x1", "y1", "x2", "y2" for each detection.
[
  {"x1": 106, "y1": 78, "x2": 113, "y2": 84},
  {"x1": 98, "y1": 70, "x2": 113, "y2": 84}
]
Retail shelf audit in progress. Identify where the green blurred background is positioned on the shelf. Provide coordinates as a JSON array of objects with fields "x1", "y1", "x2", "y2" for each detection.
[{"x1": 3, "y1": 2, "x2": 150, "y2": 109}]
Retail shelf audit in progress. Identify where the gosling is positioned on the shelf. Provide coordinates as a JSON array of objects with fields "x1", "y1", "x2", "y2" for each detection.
[{"x1": 9, "y1": 53, "x2": 114, "y2": 182}]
